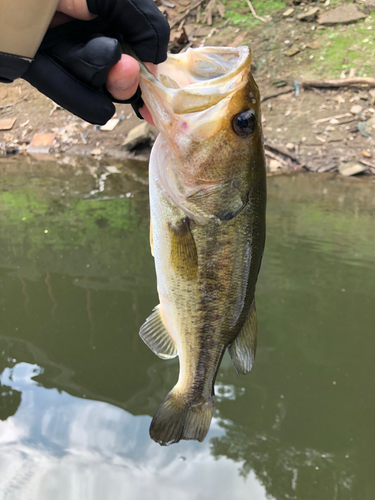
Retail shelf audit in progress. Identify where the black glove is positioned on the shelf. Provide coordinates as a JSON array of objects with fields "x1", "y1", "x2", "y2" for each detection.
[{"x1": 22, "y1": 1, "x2": 169, "y2": 125}]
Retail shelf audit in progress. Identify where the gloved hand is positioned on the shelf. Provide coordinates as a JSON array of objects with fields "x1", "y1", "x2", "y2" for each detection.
[{"x1": 22, "y1": 0, "x2": 169, "y2": 124}]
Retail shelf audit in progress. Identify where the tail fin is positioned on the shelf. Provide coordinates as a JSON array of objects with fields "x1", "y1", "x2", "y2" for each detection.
[{"x1": 150, "y1": 390, "x2": 214, "y2": 446}]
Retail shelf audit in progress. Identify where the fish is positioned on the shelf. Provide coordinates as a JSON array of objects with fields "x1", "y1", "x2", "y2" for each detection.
[{"x1": 137, "y1": 46, "x2": 266, "y2": 446}]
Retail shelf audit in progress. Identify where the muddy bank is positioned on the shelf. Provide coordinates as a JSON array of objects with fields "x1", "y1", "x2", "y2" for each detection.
[{"x1": 2, "y1": 0, "x2": 375, "y2": 178}]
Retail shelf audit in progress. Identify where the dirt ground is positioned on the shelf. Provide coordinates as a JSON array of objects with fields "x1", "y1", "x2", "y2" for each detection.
[{"x1": 1, "y1": 0, "x2": 375, "y2": 178}]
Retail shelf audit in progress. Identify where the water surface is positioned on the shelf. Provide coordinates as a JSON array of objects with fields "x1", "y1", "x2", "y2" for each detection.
[{"x1": 1, "y1": 157, "x2": 375, "y2": 499}]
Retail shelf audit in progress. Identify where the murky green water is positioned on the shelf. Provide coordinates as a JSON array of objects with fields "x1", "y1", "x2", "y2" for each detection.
[{"x1": 1, "y1": 157, "x2": 375, "y2": 499}]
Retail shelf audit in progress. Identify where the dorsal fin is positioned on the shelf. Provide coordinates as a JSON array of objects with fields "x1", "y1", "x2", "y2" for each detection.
[
  {"x1": 228, "y1": 300, "x2": 257, "y2": 374},
  {"x1": 139, "y1": 305, "x2": 178, "y2": 359}
]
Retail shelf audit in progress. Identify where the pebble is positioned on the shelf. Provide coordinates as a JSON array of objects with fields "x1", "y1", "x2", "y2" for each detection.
[
  {"x1": 286, "y1": 142, "x2": 295, "y2": 151},
  {"x1": 350, "y1": 104, "x2": 363, "y2": 115},
  {"x1": 269, "y1": 159, "x2": 282, "y2": 171},
  {"x1": 283, "y1": 8, "x2": 294, "y2": 17},
  {"x1": 339, "y1": 162, "x2": 367, "y2": 177}
]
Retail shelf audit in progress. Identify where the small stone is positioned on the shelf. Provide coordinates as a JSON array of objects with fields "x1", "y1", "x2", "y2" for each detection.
[
  {"x1": 106, "y1": 166, "x2": 121, "y2": 174},
  {"x1": 318, "y1": 5, "x2": 366, "y2": 25},
  {"x1": 306, "y1": 40, "x2": 320, "y2": 49},
  {"x1": 286, "y1": 142, "x2": 295, "y2": 151},
  {"x1": 91, "y1": 148, "x2": 102, "y2": 156},
  {"x1": 284, "y1": 46, "x2": 300, "y2": 57},
  {"x1": 100, "y1": 118, "x2": 120, "y2": 131},
  {"x1": 122, "y1": 122, "x2": 156, "y2": 150},
  {"x1": 283, "y1": 8, "x2": 294, "y2": 17},
  {"x1": 297, "y1": 7, "x2": 320, "y2": 22},
  {"x1": 350, "y1": 105, "x2": 363, "y2": 115},
  {"x1": 0, "y1": 117, "x2": 16, "y2": 131},
  {"x1": 362, "y1": 150, "x2": 372, "y2": 158},
  {"x1": 338, "y1": 162, "x2": 367, "y2": 177},
  {"x1": 269, "y1": 159, "x2": 282, "y2": 172},
  {"x1": 27, "y1": 133, "x2": 56, "y2": 154}
]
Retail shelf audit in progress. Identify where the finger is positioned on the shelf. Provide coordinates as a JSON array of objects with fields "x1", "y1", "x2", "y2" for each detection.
[
  {"x1": 106, "y1": 54, "x2": 140, "y2": 101},
  {"x1": 23, "y1": 52, "x2": 115, "y2": 124},
  {"x1": 139, "y1": 105, "x2": 155, "y2": 126},
  {"x1": 57, "y1": 0, "x2": 95, "y2": 20}
]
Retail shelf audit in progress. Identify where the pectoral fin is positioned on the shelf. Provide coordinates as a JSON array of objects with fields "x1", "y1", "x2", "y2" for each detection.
[
  {"x1": 228, "y1": 300, "x2": 257, "y2": 374},
  {"x1": 169, "y1": 217, "x2": 198, "y2": 279},
  {"x1": 140, "y1": 305, "x2": 177, "y2": 359}
]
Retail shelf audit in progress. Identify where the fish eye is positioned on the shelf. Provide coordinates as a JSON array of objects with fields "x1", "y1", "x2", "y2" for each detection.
[{"x1": 232, "y1": 110, "x2": 256, "y2": 137}]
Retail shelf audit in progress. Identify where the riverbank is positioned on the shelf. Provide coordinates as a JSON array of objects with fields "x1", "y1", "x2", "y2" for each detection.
[{"x1": 1, "y1": 0, "x2": 375, "y2": 177}]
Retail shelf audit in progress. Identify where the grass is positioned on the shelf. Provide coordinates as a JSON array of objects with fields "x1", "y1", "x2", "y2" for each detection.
[
  {"x1": 220, "y1": 0, "x2": 286, "y2": 27},
  {"x1": 312, "y1": 15, "x2": 375, "y2": 77}
]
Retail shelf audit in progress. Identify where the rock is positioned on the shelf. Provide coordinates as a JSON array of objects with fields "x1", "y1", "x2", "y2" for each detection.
[
  {"x1": 122, "y1": 122, "x2": 156, "y2": 150},
  {"x1": 306, "y1": 40, "x2": 320, "y2": 49},
  {"x1": 284, "y1": 46, "x2": 300, "y2": 57},
  {"x1": 297, "y1": 7, "x2": 320, "y2": 22},
  {"x1": 106, "y1": 166, "x2": 121, "y2": 174},
  {"x1": 283, "y1": 8, "x2": 295, "y2": 17},
  {"x1": 338, "y1": 162, "x2": 367, "y2": 177},
  {"x1": 100, "y1": 118, "x2": 119, "y2": 131},
  {"x1": 269, "y1": 159, "x2": 282, "y2": 172},
  {"x1": 318, "y1": 5, "x2": 366, "y2": 25},
  {"x1": 0, "y1": 117, "x2": 16, "y2": 131},
  {"x1": 286, "y1": 142, "x2": 295, "y2": 151},
  {"x1": 27, "y1": 133, "x2": 56, "y2": 154},
  {"x1": 361, "y1": 0, "x2": 375, "y2": 15},
  {"x1": 362, "y1": 150, "x2": 372, "y2": 158},
  {"x1": 350, "y1": 104, "x2": 363, "y2": 115},
  {"x1": 91, "y1": 148, "x2": 102, "y2": 156}
]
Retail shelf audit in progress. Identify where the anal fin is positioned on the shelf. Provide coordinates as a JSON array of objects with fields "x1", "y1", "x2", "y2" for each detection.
[
  {"x1": 139, "y1": 305, "x2": 177, "y2": 359},
  {"x1": 228, "y1": 300, "x2": 257, "y2": 374}
]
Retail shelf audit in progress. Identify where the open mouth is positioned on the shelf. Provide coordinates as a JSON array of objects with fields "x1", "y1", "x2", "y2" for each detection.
[{"x1": 139, "y1": 46, "x2": 251, "y2": 116}]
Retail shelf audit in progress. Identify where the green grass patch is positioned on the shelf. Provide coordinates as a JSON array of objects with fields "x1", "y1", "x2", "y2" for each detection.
[
  {"x1": 297, "y1": 15, "x2": 375, "y2": 78},
  {"x1": 220, "y1": 0, "x2": 286, "y2": 27}
]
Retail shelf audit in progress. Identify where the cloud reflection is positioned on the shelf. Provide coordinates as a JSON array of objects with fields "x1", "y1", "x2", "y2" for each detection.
[{"x1": 0, "y1": 363, "x2": 271, "y2": 500}]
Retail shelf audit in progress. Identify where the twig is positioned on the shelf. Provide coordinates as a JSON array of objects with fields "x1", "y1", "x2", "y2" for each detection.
[
  {"x1": 301, "y1": 78, "x2": 375, "y2": 89},
  {"x1": 170, "y1": 0, "x2": 206, "y2": 28},
  {"x1": 245, "y1": 0, "x2": 267, "y2": 22},
  {"x1": 265, "y1": 142, "x2": 300, "y2": 163},
  {"x1": 261, "y1": 88, "x2": 294, "y2": 102},
  {"x1": 314, "y1": 113, "x2": 352, "y2": 124},
  {"x1": 265, "y1": 150, "x2": 288, "y2": 166}
]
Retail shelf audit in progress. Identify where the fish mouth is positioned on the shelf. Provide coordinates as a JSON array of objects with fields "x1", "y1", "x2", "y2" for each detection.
[{"x1": 139, "y1": 46, "x2": 251, "y2": 124}]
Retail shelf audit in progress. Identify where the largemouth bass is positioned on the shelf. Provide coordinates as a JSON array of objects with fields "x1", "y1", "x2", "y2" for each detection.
[{"x1": 138, "y1": 46, "x2": 266, "y2": 446}]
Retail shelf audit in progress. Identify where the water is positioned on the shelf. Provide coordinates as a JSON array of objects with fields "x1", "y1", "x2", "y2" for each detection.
[{"x1": 1, "y1": 157, "x2": 375, "y2": 499}]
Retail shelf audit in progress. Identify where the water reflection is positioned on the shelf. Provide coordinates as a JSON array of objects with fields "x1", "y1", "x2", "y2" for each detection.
[
  {"x1": 1, "y1": 159, "x2": 375, "y2": 499},
  {"x1": 0, "y1": 362, "x2": 269, "y2": 500}
]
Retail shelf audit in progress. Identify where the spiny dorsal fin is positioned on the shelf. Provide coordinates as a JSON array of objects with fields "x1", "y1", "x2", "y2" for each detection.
[
  {"x1": 228, "y1": 300, "x2": 257, "y2": 374},
  {"x1": 139, "y1": 305, "x2": 177, "y2": 359}
]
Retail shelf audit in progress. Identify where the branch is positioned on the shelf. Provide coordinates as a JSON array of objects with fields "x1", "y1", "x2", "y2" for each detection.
[
  {"x1": 170, "y1": 0, "x2": 206, "y2": 28},
  {"x1": 245, "y1": 0, "x2": 267, "y2": 22},
  {"x1": 301, "y1": 78, "x2": 375, "y2": 89}
]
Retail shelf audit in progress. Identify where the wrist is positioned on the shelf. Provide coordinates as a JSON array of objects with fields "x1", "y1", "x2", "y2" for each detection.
[{"x1": 0, "y1": 0, "x2": 59, "y2": 81}]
